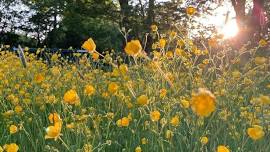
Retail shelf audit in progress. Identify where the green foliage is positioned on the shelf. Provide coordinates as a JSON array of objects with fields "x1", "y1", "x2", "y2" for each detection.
[{"x1": 0, "y1": 32, "x2": 37, "y2": 47}]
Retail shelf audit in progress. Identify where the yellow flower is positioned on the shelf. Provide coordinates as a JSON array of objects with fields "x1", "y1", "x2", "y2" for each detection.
[
  {"x1": 14, "y1": 105, "x2": 23, "y2": 113},
  {"x1": 34, "y1": 73, "x2": 44, "y2": 83},
  {"x1": 9, "y1": 125, "x2": 18, "y2": 134},
  {"x1": 92, "y1": 52, "x2": 99, "y2": 60},
  {"x1": 258, "y1": 95, "x2": 270, "y2": 105},
  {"x1": 166, "y1": 51, "x2": 174, "y2": 59},
  {"x1": 45, "y1": 122, "x2": 62, "y2": 140},
  {"x1": 66, "y1": 123, "x2": 75, "y2": 129},
  {"x1": 186, "y1": 6, "x2": 196, "y2": 16},
  {"x1": 4, "y1": 143, "x2": 19, "y2": 152},
  {"x1": 259, "y1": 39, "x2": 267, "y2": 47},
  {"x1": 135, "y1": 146, "x2": 142, "y2": 152},
  {"x1": 159, "y1": 39, "x2": 166, "y2": 48},
  {"x1": 165, "y1": 130, "x2": 173, "y2": 139},
  {"x1": 169, "y1": 31, "x2": 177, "y2": 39},
  {"x1": 102, "y1": 92, "x2": 109, "y2": 98},
  {"x1": 51, "y1": 54, "x2": 59, "y2": 62},
  {"x1": 180, "y1": 99, "x2": 190, "y2": 108},
  {"x1": 119, "y1": 64, "x2": 128, "y2": 75},
  {"x1": 106, "y1": 112, "x2": 115, "y2": 119},
  {"x1": 112, "y1": 68, "x2": 120, "y2": 77},
  {"x1": 63, "y1": 89, "x2": 80, "y2": 105},
  {"x1": 170, "y1": 115, "x2": 180, "y2": 127},
  {"x1": 2, "y1": 110, "x2": 14, "y2": 117},
  {"x1": 141, "y1": 138, "x2": 148, "y2": 144},
  {"x1": 191, "y1": 88, "x2": 216, "y2": 117},
  {"x1": 137, "y1": 95, "x2": 149, "y2": 106},
  {"x1": 82, "y1": 38, "x2": 96, "y2": 53},
  {"x1": 177, "y1": 40, "x2": 185, "y2": 47},
  {"x1": 151, "y1": 24, "x2": 158, "y2": 32},
  {"x1": 254, "y1": 57, "x2": 267, "y2": 65},
  {"x1": 153, "y1": 51, "x2": 161, "y2": 58},
  {"x1": 121, "y1": 117, "x2": 129, "y2": 126},
  {"x1": 48, "y1": 113, "x2": 61, "y2": 124},
  {"x1": 203, "y1": 59, "x2": 209, "y2": 65},
  {"x1": 84, "y1": 84, "x2": 95, "y2": 96},
  {"x1": 47, "y1": 95, "x2": 57, "y2": 104},
  {"x1": 150, "y1": 110, "x2": 161, "y2": 121},
  {"x1": 175, "y1": 48, "x2": 185, "y2": 57},
  {"x1": 200, "y1": 136, "x2": 208, "y2": 145},
  {"x1": 217, "y1": 145, "x2": 230, "y2": 152},
  {"x1": 108, "y1": 82, "x2": 119, "y2": 94},
  {"x1": 247, "y1": 125, "x2": 265, "y2": 140},
  {"x1": 159, "y1": 88, "x2": 167, "y2": 98},
  {"x1": 117, "y1": 117, "x2": 130, "y2": 127},
  {"x1": 125, "y1": 40, "x2": 142, "y2": 56},
  {"x1": 51, "y1": 66, "x2": 60, "y2": 76},
  {"x1": 232, "y1": 70, "x2": 241, "y2": 79},
  {"x1": 116, "y1": 119, "x2": 122, "y2": 127},
  {"x1": 208, "y1": 38, "x2": 218, "y2": 48}
]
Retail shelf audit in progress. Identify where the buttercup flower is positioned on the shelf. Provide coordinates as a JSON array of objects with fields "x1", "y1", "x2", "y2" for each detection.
[
  {"x1": 135, "y1": 146, "x2": 142, "y2": 152},
  {"x1": 247, "y1": 125, "x2": 265, "y2": 140},
  {"x1": 166, "y1": 51, "x2": 174, "y2": 59},
  {"x1": 9, "y1": 125, "x2": 18, "y2": 134},
  {"x1": 254, "y1": 57, "x2": 267, "y2": 65},
  {"x1": 48, "y1": 113, "x2": 62, "y2": 124},
  {"x1": 92, "y1": 52, "x2": 99, "y2": 60},
  {"x1": 150, "y1": 110, "x2": 161, "y2": 121},
  {"x1": 4, "y1": 143, "x2": 19, "y2": 152},
  {"x1": 45, "y1": 122, "x2": 62, "y2": 140},
  {"x1": 119, "y1": 64, "x2": 128, "y2": 75},
  {"x1": 170, "y1": 115, "x2": 180, "y2": 127},
  {"x1": 84, "y1": 84, "x2": 95, "y2": 96},
  {"x1": 217, "y1": 145, "x2": 230, "y2": 152},
  {"x1": 191, "y1": 88, "x2": 216, "y2": 117},
  {"x1": 200, "y1": 136, "x2": 208, "y2": 145},
  {"x1": 180, "y1": 99, "x2": 190, "y2": 108},
  {"x1": 108, "y1": 82, "x2": 119, "y2": 94},
  {"x1": 82, "y1": 38, "x2": 96, "y2": 53},
  {"x1": 159, "y1": 88, "x2": 167, "y2": 98},
  {"x1": 125, "y1": 40, "x2": 142, "y2": 56},
  {"x1": 63, "y1": 89, "x2": 80, "y2": 105},
  {"x1": 117, "y1": 117, "x2": 130, "y2": 127},
  {"x1": 34, "y1": 73, "x2": 44, "y2": 83},
  {"x1": 137, "y1": 95, "x2": 149, "y2": 106},
  {"x1": 151, "y1": 24, "x2": 158, "y2": 32},
  {"x1": 159, "y1": 39, "x2": 166, "y2": 48},
  {"x1": 186, "y1": 6, "x2": 196, "y2": 16},
  {"x1": 259, "y1": 39, "x2": 267, "y2": 47}
]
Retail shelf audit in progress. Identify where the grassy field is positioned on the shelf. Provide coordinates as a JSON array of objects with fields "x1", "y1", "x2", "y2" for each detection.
[{"x1": 0, "y1": 37, "x2": 269, "y2": 152}]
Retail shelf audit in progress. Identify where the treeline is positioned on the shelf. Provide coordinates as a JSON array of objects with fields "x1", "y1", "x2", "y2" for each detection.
[{"x1": 0, "y1": 0, "x2": 269, "y2": 51}]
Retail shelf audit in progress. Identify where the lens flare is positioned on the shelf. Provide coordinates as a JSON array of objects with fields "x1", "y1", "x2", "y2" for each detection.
[{"x1": 221, "y1": 19, "x2": 239, "y2": 39}]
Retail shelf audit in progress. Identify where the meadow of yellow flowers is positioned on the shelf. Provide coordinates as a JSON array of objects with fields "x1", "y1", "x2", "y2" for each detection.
[{"x1": 0, "y1": 26, "x2": 270, "y2": 152}]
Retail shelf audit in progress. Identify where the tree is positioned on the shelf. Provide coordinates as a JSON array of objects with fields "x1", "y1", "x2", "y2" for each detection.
[
  {"x1": 146, "y1": 0, "x2": 155, "y2": 27},
  {"x1": 230, "y1": 0, "x2": 266, "y2": 41}
]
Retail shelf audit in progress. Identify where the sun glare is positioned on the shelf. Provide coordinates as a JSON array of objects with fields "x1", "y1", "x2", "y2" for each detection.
[{"x1": 220, "y1": 19, "x2": 239, "y2": 39}]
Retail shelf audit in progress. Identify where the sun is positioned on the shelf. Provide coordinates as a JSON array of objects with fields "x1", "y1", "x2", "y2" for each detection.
[{"x1": 220, "y1": 19, "x2": 239, "y2": 39}]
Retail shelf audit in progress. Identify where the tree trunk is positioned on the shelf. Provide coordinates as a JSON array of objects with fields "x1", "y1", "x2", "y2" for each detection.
[
  {"x1": 250, "y1": 0, "x2": 265, "y2": 36},
  {"x1": 231, "y1": 0, "x2": 246, "y2": 29},
  {"x1": 118, "y1": 0, "x2": 130, "y2": 28},
  {"x1": 146, "y1": 0, "x2": 155, "y2": 27},
  {"x1": 231, "y1": 0, "x2": 266, "y2": 46},
  {"x1": 145, "y1": 0, "x2": 155, "y2": 54}
]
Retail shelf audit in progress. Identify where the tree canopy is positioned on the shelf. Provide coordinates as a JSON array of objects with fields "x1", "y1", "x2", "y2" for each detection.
[{"x1": 0, "y1": 0, "x2": 269, "y2": 50}]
